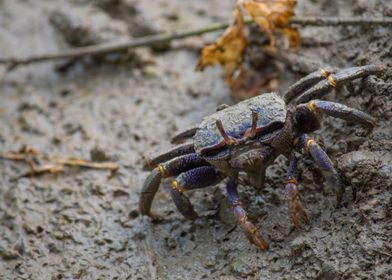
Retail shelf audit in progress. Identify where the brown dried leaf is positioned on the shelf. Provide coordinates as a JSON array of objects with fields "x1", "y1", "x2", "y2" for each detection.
[
  {"x1": 196, "y1": 7, "x2": 247, "y2": 85},
  {"x1": 241, "y1": 0, "x2": 300, "y2": 47}
]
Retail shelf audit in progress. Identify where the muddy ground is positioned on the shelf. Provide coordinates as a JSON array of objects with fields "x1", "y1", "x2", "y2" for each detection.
[{"x1": 0, "y1": 0, "x2": 391, "y2": 279}]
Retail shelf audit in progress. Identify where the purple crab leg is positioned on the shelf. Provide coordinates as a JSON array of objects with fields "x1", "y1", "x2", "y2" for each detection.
[
  {"x1": 171, "y1": 126, "x2": 198, "y2": 144},
  {"x1": 143, "y1": 143, "x2": 195, "y2": 169},
  {"x1": 297, "y1": 134, "x2": 344, "y2": 207},
  {"x1": 294, "y1": 65, "x2": 385, "y2": 104},
  {"x1": 171, "y1": 166, "x2": 223, "y2": 220},
  {"x1": 284, "y1": 67, "x2": 334, "y2": 104},
  {"x1": 285, "y1": 152, "x2": 310, "y2": 228},
  {"x1": 226, "y1": 180, "x2": 269, "y2": 250},
  {"x1": 139, "y1": 153, "x2": 209, "y2": 219},
  {"x1": 306, "y1": 100, "x2": 376, "y2": 129},
  {"x1": 139, "y1": 168, "x2": 162, "y2": 219}
]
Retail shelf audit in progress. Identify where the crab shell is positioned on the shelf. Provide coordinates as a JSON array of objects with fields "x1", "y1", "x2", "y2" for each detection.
[{"x1": 193, "y1": 93, "x2": 287, "y2": 155}]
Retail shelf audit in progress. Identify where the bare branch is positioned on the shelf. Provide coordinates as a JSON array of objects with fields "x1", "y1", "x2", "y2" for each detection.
[
  {"x1": 290, "y1": 16, "x2": 392, "y2": 26},
  {"x1": 0, "y1": 16, "x2": 391, "y2": 70},
  {"x1": 2, "y1": 147, "x2": 119, "y2": 180},
  {"x1": 55, "y1": 158, "x2": 119, "y2": 171}
]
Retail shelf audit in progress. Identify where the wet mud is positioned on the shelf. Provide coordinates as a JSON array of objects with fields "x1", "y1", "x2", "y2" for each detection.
[{"x1": 0, "y1": 0, "x2": 391, "y2": 279}]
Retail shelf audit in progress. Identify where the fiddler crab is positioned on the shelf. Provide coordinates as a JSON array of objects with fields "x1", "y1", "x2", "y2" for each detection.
[{"x1": 140, "y1": 65, "x2": 385, "y2": 250}]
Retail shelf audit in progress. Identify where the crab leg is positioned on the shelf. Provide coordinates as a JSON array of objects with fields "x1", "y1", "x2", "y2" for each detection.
[
  {"x1": 143, "y1": 143, "x2": 195, "y2": 169},
  {"x1": 297, "y1": 134, "x2": 345, "y2": 207},
  {"x1": 139, "y1": 168, "x2": 162, "y2": 219},
  {"x1": 226, "y1": 180, "x2": 269, "y2": 250},
  {"x1": 294, "y1": 65, "x2": 385, "y2": 104},
  {"x1": 171, "y1": 126, "x2": 198, "y2": 144},
  {"x1": 285, "y1": 152, "x2": 310, "y2": 228},
  {"x1": 139, "y1": 153, "x2": 209, "y2": 219},
  {"x1": 171, "y1": 166, "x2": 223, "y2": 220},
  {"x1": 305, "y1": 100, "x2": 376, "y2": 129},
  {"x1": 284, "y1": 67, "x2": 334, "y2": 104}
]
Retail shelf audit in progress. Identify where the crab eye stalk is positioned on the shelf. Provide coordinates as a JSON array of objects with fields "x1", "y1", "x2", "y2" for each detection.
[
  {"x1": 215, "y1": 119, "x2": 237, "y2": 145},
  {"x1": 244, "y1": 109, "x2": 258, "y2": 139}
]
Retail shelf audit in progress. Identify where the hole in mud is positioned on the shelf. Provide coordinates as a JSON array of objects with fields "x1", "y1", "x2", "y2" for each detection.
[
  {"x1": 37, "y1": 226, "x2": 44, "y2": 233},
  {"x1": 128, "y1": 209, "x2": 139, "y2": 219},
  {"x1": 132, "y1": 134, "x2": 141, "y2": 142}
]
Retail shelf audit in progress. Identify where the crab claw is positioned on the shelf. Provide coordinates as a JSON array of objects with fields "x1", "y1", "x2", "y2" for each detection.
[
  {"x1": 241, "y1": 221, "x2": 269, "y2": 250},
  {"x1": 285, "y1": 182, "x2": 310, "y2": 229}
]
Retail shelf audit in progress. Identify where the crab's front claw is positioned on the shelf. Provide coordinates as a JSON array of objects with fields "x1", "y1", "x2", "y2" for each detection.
[
  {"x1": 285, "y1": 182, "x2": 310, "y2": 229},
  {"x1": 241, "y1": 221, "x2": 269, "y2": 250}
]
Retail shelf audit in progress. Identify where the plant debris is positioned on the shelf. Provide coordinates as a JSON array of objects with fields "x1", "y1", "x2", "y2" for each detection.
[
  {"x1": 0, "y1": 146, "x2": 118, "y2": 180},
  {"x1": 241, "y1": 0, "x2": 300, "y2": 48},
  {"x1": 197, "y1": 0, "x2": 299, "y2": 99},
  {"x1": 196, "y1": 7, "x2": 247, "y2": 86}
]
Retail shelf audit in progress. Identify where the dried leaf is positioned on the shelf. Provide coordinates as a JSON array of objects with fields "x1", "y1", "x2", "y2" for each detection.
[
  {"x1": 197, "y1": 0, "x2": 300, "y2": 100},
  {"x1": 241, "y1": 0, "x2": 300, "y2": 47},
  {"x1": 196, "y1": 7, "x2": 247, "y2": 85}
]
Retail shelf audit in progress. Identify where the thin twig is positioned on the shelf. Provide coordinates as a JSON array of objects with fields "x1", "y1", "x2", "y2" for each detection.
[
  {"x1": 14, "y1": 163, "x2": 65, "y2": 180},
  {"x1": 0, "y1": 21, "x2": 231, "y2": 70},
  {"x1": 55, "y1": 158, "x2": 119, "y2": 171},
  {"x1": 290, "y1": 16, "x2": 392, "y2": 26},
  {"x1": 0, "y1": 16, "x2": 391, "y2": 69},
  {"x1": 0, "y1": 146, "x2": 39, "y2": 161},
  {"x1": 1, "y1": 152, "x2": 30, "y2": 161},
  {"x1": 2, "y1": 147, "x2": 119, "y2": 180},
  {"x1": 8, "y1": 162, "x2": 65, "y2": 181}
]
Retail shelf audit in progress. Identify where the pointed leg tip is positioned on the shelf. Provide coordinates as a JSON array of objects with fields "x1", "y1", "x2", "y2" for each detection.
[
  {"x1": 303, "y1": 214, "x2": 310, "y2": 225},
  {"x1": 257, "y1": 240, "x2": 269, "y2": 251},
  {"x1": 150, "y1": 212, "x2": 163, "y2": 222},
  {"x1": 139, "y1": 209, "x2": 163, "y2": 223},
  {"x1": 290, "y1": 214, "x2": 301, "y2": 229},
  {"x1": 300, "y1": 208, "x2": 310, "y2": 225},
  {"x1": 188, "y1": 212, "x2": 199, "y2": 221},
  {"x1": 252, "y1": 234, "x2": 269, "y2": 250},
  {"x1": 336, "y1": 192, "x2": 344, "y2": 208},
  {"x1": 242, "y1": 222, "x2": 269, "y2": 250},
  {"x1": 376, "y1": 64, "x2": 387, "y2": 74},
  {"x1": 289, "y1": 199, "x2": 310, "y2": 228}
]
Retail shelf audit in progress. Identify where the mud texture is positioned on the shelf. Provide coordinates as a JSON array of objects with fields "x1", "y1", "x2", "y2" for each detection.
[{"x1": 0, "y1": 0, "x2": 391, "y2": 279}]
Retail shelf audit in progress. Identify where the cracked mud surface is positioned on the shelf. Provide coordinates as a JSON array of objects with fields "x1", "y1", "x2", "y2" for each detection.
[{"x1": 0, "y1": 0, "x2": 391, "y2": 279}]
